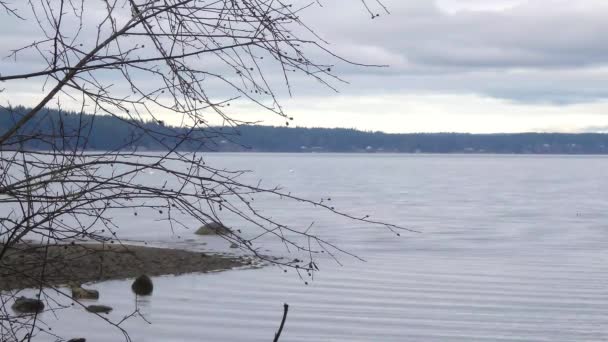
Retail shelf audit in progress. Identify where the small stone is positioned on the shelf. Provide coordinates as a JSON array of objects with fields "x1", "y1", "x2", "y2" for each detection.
[
  {"x1": 71, "y1": 285, "x2": 99, "y2": 300},
  {"x1": 131, "y1": 275, "x2": 153, "y2": 296},
  {"x1": 195, "y1": 222, "x2": 232, "y2": 235},
  {"x1": 12, "y1": 297, "x2": 45, "y2": 313},
  {"x1": 229, "y1": 243, "x2": 238, "y2": 249},
  {"x1": 67, "y1": 339, "x2": 86, "y2": 342},
  {"x1": 86, "y1": 305, "x2": 112, "y2": 314}
]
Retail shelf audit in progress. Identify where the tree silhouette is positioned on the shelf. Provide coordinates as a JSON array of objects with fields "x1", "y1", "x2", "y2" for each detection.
[{"x1": 0, "y1": 1, "x2": 405, "y2": 341}]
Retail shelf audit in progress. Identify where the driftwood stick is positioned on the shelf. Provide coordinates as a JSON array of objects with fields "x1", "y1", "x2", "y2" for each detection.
[{"x1": 273, "y1": 303, "x2": 289, "y2": 342}]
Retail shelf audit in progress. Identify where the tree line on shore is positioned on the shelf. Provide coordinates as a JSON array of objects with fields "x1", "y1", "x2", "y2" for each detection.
[{"x1": 2, "y1": 106, "x2": 608, "y2": 154}]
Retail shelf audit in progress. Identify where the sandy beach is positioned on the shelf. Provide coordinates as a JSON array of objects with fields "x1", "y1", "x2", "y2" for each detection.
[{"x1": 0, "y1": 243, "x2": 247, "y2": 291}]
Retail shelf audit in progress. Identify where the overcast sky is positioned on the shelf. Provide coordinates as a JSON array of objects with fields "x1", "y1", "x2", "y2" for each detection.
[{"x1": 2, "y1": 0, "x2": 608, "y2": 133}]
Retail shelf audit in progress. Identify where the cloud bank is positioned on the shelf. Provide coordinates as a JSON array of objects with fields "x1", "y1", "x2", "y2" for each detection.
[{"x1": 1, "y1": 0, "x2": 607, "y2": 132}]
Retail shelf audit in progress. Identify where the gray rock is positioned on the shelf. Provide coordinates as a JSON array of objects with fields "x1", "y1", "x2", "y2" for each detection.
[
  {"x1": 67, "y1": 338, "x2": 86, "y2": 342},
  {"x1": 12, "y1": 297, "x2": 44, "y2": 313},
  {"x1": 85, "y1": 305, "x2": 112, "y2": 314},
  {"x1": 71, "y1": 285, "x2": 99, "y2": 300},
  {"x1": 131, "y1": 274, "x2": 153, "y2": 296},
  {"x1": 195, "y1": 222, "x2": 232, "y2": 235},
  {"x1": 230, "y1": 243, "x2": 239, "y2": 249}
]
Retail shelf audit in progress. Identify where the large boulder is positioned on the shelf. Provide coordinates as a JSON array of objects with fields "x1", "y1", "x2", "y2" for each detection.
[
  {"x1": 195, "y1": 222, "x2": 232, "y2": 235},
  {"x1": 85, "y1": 305, "x2": 112, "y2": 314},
  {"x1": 12, "y1": 297, "x2": 44, "y2": 313},
  {"x1": 131, "y1": 275, "x2": 153, "y2": 296},
  {"x1": 71, "y1": 285, "x2": 99, "y2": 300}
]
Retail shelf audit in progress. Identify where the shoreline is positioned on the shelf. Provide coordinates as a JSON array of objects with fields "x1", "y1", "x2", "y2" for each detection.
[{"x1": 0, "y1": 243, "x2": 249, "y2": 291}]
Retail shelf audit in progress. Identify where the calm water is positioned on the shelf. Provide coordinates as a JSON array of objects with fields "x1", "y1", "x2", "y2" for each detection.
[{"x1": 9, "y1": 154, "x2": 608, "y2": 341}]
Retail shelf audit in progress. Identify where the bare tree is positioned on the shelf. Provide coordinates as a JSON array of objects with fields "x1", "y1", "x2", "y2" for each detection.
[{"x1": 0, "y1": 0, "x2": 406, "y2": 341}]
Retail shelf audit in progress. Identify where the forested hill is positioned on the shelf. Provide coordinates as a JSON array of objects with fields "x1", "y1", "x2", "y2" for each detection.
[{"x1": 2, "y1": 106, "x2": 608, "y2": 154}]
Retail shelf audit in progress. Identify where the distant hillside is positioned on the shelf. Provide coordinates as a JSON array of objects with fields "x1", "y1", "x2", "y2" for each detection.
[{"x1": 2, "y1": 106, "x2": 608, "y2": 154}]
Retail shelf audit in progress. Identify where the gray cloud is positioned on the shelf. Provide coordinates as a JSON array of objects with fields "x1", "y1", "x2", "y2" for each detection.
[
  {"x1": 314, "y1": 1, "x2": 608, "y2": 69},
  {"x1": 283, "y1": 0, "x2": 608, "y2": 104},
  {"x1": 2, "y1": 0, "x2": 608, "y2": 107}
]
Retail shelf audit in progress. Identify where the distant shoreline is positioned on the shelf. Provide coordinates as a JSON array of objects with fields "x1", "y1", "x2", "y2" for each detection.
[
  {"x1": 4, "y1": 108, "x2": 608, "y2": 154},
  {"x1": 0, "y1": 243, "x2": 248, "y2": 291},
  {"x1": 195, "y1": 151, "x2": 608, "y2": 156},
  {"x1": 6, "y1": 149, "x2": 608, "y2": 156}
]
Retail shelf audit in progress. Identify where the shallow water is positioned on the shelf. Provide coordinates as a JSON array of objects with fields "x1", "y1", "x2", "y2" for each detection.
[{"x1": 7, "y1": 154, "x2": 608, "y2": 341}]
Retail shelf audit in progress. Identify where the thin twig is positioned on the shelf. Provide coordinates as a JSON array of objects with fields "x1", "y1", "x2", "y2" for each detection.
[{"x1": 273, "y1": 303, "x2": 289, "y2": 342}]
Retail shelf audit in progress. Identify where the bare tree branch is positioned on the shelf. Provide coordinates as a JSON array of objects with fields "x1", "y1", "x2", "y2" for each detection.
[{"x1": 0, "y1": 1, "x2": 402, "y2": 341}]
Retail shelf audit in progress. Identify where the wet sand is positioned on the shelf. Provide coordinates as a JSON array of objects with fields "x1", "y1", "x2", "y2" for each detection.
[{"x1": 0, "y1": 243, "x2": 247, "y2": 291}]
